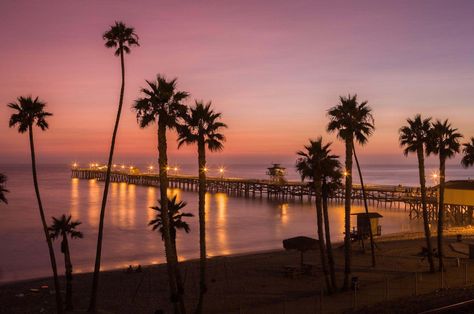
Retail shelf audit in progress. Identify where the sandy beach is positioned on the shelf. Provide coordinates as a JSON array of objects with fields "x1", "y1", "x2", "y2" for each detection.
[{"x1": 3, "y1": 229, "x2": 474, "y2": 313}]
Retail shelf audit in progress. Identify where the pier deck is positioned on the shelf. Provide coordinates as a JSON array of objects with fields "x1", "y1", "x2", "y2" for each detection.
[
  {"x1": 71, "y1": 168, "x2": 432, "y2": 208},
  {"x1": 72, "y1": 168, "x2": 474, "y2": 224}
]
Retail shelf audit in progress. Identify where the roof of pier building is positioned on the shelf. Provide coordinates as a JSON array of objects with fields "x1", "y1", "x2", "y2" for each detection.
[{"x1": 442, "y1": 180, "x2": 474, "y2": 207}]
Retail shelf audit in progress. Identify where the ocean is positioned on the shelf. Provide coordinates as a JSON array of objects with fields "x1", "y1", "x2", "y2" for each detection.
[{"x1": 0, "y1": 162, "x2": 472, "y2": 283}]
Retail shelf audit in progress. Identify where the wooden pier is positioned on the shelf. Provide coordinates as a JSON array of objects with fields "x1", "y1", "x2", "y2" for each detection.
[
  {"x1": 71, "y1": 168, "x2": 474, "y2": 225},
  {"x1": 71, "y1": 168, "x2": 428, "y2": 205}
]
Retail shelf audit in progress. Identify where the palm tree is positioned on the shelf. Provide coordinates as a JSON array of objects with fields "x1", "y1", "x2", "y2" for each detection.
[
  {"x1": 49, "y1": 215, "x2": 83, "y2": 310},
  {"x1": 321, "y1": 153, "x2": 342, "y2": 291},
  {"x1": 177, "y1": 101, "x2": 227, "y2": 313},
  {"x1": 327, "y1": 94, "x2": 375, "y2": 289},
  {"x1": 426, "y1": 119, "x2": 462, "y2": 271},
  {"x1": 149, "y1": 195, "x2": 194, "y2": 259},
  {"x1": 8, "y1": 96, "x2": 63, "y2": 313},
  {"x1": 399, "y1": 115, "x2": 435, "y2": 272},
  {"x1": 461, "y1": 137, "x2": 474, "y2": 169},
  {"x1": 89, "y1": 21, "x2": 139, "y2": 312},
  {"x1": 0, "y1": 173, "x2": 8, "y2": 204},
  {"x1": 133, "y1": 74, "x2": 189, "y2": 313},
  {"x1": 296, "y1": 137, "x2": 336, "y2": 293}
]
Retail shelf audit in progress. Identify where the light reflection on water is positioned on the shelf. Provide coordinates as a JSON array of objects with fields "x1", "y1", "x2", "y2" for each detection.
[{"x1": 0, "y1": 165, "x2": 423, "y2": 283}]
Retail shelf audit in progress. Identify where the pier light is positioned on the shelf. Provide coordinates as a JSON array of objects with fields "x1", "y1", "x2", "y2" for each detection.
[
  {"x1": 113, "y1": 164, "x2": 117, "y2": 168},
  {"x1": 343, "y1": 170, "x2": 349, "y2": 177},
  {"x1": 121, "y1": 165, "x2": 125, "y2": 169},
  {"x1": 219, "y1": 167, "x2": 225, "y2": 178},
  {"x1": 72, "y1": 162, "x2": 78, "y2": 169},
  {"x1": 166, "y1": 166, "x2": 170, "y2": 171},
  {"x1": 203, "y1": 167, "x2": 208, "y2": 172}
]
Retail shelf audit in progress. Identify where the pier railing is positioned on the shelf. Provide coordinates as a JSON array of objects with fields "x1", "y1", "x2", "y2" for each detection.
[
  {"x1": 71, "y1": 167, "x2": 474, "y2": 225},
  {"x1": 71, "y1": 168, "x2": 432, "y2": 204}
]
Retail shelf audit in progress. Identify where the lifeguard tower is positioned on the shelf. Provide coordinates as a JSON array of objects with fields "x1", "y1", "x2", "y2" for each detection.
[
  {"x1": 267, "y1": 163, "x2": 286, "y2": 184},
  {"x1": 351, "y1": 212, "x2": 383, "y2": 241}
]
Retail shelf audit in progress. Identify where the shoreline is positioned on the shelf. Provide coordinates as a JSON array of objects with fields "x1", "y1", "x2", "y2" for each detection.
[
  {"x1": 3, "y1": 233, "x2": 474, "y2": 313},
  {"x1": 4, "y1": 227, "x2": 474, "y2": 287},
  {"x1": 0, "y1": 232, "x2": 420, "y2": 287},
  {"x1": 4, "y1": 228, "x2": 474, "y2": 287}
]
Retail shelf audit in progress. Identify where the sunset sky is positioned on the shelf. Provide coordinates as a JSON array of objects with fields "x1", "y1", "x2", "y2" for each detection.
[{"x1": 1, "y1": 0, "x2": 474, "y2": 165}]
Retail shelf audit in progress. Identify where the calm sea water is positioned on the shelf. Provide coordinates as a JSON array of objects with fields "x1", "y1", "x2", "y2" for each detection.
[{"x1": 0, "y1": 163, "x2": 472, "y2": 283}]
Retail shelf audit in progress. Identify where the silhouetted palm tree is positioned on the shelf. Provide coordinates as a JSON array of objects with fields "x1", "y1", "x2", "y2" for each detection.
[
  {"x1": 149, "y1": 195, "x2": 194, "y2": 258},
  {"x1": 89, "y1": 21, "x2": 139, "y2": 312},
  {"x1": 427, "y1": 119, "x2": 462, "y2": 271},
  {"x1": 296, "y1": 137, "x2": 337, "y2": 293},
  {"x1": 327, "y1": 94, "x2": 375, "y2": 289},
  {"x1": 461, "y1": 137, "x2": 474, "y2": 169},
  {"x1": 399, "y1": 114, "x2": 435, "y2": 273},
  {"x1": 321, "y1": 153, "x2": 342, "y2": 291},
  {"x1": 133, "y1": 74, "x2": 189, "y2": 313},
  {"x1": 8, "y1": 96, "x2": 63, "y2": 313},
  {"x1": 0, "y1": 173, "x2": 8, "y2": 204},
  {"x1": 177, "y1": 101, "x2": 227, "y2": 313},
  {"x1": 49, "y1": 215, "x2": 83, "y2": 310}
]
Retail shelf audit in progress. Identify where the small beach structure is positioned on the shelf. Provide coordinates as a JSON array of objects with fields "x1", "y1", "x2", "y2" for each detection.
[
  {"x1": 267, "y1": 163, "x2": 286, "y2": 183},
  {"x1": 351, "y1": 212, "x2": 383, "y2": 239}
]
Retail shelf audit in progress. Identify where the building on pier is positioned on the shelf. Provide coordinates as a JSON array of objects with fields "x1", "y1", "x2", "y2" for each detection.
[
  {"x1": 267, "y1": 163, "x2": 286, "y2": 184},
  {"x1": 442, "y1": 180, "x2": 474, "y2": 225}
]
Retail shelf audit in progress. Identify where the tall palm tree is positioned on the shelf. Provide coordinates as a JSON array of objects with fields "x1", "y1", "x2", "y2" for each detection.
[
  {"x1": 399, "y1": 115, "x2": 435, "y2": 273},
  {"x1": 177, "y1": 101, "x2": 227, "y2": 313},
  {"x1": 321, "y1": 153, "x2": 342, "y2": 291},
  {"x1": 8, "y1": 96, "x2": 63, "y2": 313},
  {"x1": 327, "y1": 94, "x2": 375, "y2": 289},
  {"x1": 296, "y1": 137, "x2": 336, "y2": 293},
  {"x1": 426, "y1": 119, "x2": 462, "y2": 271},
  {"x1": 461, "y1": 138, "x2": 474, "y2": 225},
  {"x1": 149, "y1": 195, "x2": 194, "y2": 259},
  {"x1": 89, "y1": 21, "x2": 139, "y2": 312},
  {"x1": 133, "y1": 75, "x2": 189, "y2": 313},
  {"x1": 49, "y1": 215, "x2": 83, "y2": 311},
  {"x1": 0, "y1": 173, "x2": 8, "y2": 204},
  {"x1": 461, "y1": 137, "x2": 474, "y2": 169}
]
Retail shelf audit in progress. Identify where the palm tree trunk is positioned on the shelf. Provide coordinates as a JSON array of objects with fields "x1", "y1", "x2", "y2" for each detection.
[
  {"x1": 63, "y1": 236, "x2": 74, "y2": 310},
  {"x1": 343, "y1": 138, "x2": 353, "y2": 290},
  {"x1": 29, "y1": 126, "x2": 63, "y2": 314},
  {"x1": 196, "y1": 139, "x2": 207, "y2": 314},
  {"x1": 438, "y1": 156, "x2": 446, "y2": 272},
  {"x1": 322, "y1": 181, "x2": 337, "y2": 291},
  {"x1": 417, "y1": 147, "x2": 435, "y2": 273},
  {"x1": 158, "y1": 121, "x2": 185, "y2": 314},
  {"x1": 352, "y1": 143, "x2": 376, "y2": 267},
  {"x1": 89, "y1": 45, "x2": 126, "y2": 312},
  {"x1": 314, "y1": 170, "x2": 332, "y2": 293},
  {"x1": 171, "y1": 235, "x2": 184, "y2": 305}
]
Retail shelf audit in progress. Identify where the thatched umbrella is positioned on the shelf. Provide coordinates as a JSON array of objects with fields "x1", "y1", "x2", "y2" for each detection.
[{"x1": 283, "y1": 236, "x2": 319, "y2": 267}]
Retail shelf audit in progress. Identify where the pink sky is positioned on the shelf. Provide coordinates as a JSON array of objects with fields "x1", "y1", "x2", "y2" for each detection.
[{"x1": 1, "y1": 0, "x2": 474, "y2": 165}]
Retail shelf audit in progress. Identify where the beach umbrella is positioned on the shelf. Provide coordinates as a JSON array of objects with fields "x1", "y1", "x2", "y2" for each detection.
[{"x1": 282, "y1": 236, "x2": 319, "y2": 266}]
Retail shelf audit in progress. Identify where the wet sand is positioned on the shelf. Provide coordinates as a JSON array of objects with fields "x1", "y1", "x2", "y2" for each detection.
[{"x1": 3, "y1": 229, "x2": 474, "y2": 314}]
